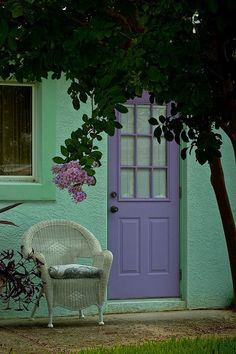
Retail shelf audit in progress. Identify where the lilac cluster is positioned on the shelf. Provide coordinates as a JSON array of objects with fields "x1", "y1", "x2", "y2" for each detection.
[{"x1": 52, "y1": 161, "x2": 95, "y2": 202}]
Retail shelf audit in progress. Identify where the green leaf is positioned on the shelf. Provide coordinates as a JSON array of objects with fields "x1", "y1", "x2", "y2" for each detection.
[
  {"x1": 96, "y1": 135, "x2": 103, "y2": 141},
  {"x1": 53, "y1": 156, "x2": 65, "y2": 164},
  {"x1": 79, "y1": 157, "x2": 87, "y2": 165},
  {"x1": 171, "y1": 103, "x2": 178, "y2": 116},
  {"x1": 60, "y1": 145, "x2": 69, "y2": 157},
  {"x1": 159, "y1": 54, "x2": 168, "y2": 69},
  {"x1": 195, "y1": 149, "x2": 207, "y2": 165},
  {"x1": 92, "y1": 108, "x2": 99, "y2": 119},
  {"x1": 86, "y1": 169, "x2": 96, "y2": 176},
  {"x1": 0, "y1": 20, "x2": 8, "y2": 47},
  {"x1": 104, "y1": 121, "x2": 115, "y2": 136},
  {"x1": 148, "y1": 66, "x2": 160, "y2": 81},
  {"x1": 214, "y1": 149, "x2": 222, "y2": 158},
  {"x1": 115, "y1": 104, "x2": 128, "y2": 114},
  {"x1": 71, "y1": 131, "x2": 77, "y2": 139},
  {"x1": 188, "y1": 129, "x2": 196, "y2": 140},
  {"x1": 65, "y1": 138, "x2": 73, "y2": 147},
  {"x1": 159, "y1": 115, "x2": 166, "y2": 124},
  {"x1": 75, "y1": 128, "x2": 84, "y2": 138},
  {"x1": 175, "y1": 133, "x2": 180, "y2": 145},
  {"x1": 7, "y1": 35, "x2": 17, "y2": 52},
  {"x1": 11, "y1": 4, "x2": 24, "y2": 18},
  {"x1": 181, "y1": 147, "x2": 188, "y2": 160},
  {"x1": 72, "y1": 97, "x2": 80, "y2": 110},
  {"x1": 79, "y1": 91, "x2": 87, "y2": 103},
  {"x1": 154, "y1": 126, "x2": 162, "y2": 143},
  {"x1": 51, "y1": 72, "x2": 61, "y2": 80},
  {"x1": 91, "y1": 150, "x2": 102, "y2": 160},
  {"x1": 149, "y1": 93, "x2": 155, "y2": 104},
  {"x1": 149, "y1": 117, "x2": 158, "y2": 125},
  {"x1": 164, "y1": 131, "x2": 174, "y2": 141},
  {"x1": 114, "y1": 121, "x2": 123, "y2": 129},
  {"x1": 82, "y1": 114, "x2": 89, "y2": 122},
  {"x1": 68, "y1": 145, "x2": 75, "y2": 153},
  {"x1": 181, "y1": 130, "x2": 189, "y2": 143}
]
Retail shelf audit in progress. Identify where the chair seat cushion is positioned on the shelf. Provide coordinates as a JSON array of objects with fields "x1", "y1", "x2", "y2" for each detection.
[{"x1": 48, "y1": 264, "x2": 103, "y2": 279}]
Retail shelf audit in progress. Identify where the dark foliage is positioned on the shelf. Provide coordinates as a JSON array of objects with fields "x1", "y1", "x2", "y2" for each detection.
[
  {"x1": 0, "y1": 249, "x2": 43, "y2": 311},
  {"x1": 0, "y1": 203, "x2": 22, "y2": 226}
]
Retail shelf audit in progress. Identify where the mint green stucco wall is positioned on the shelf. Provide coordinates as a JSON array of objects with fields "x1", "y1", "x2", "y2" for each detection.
[
  {"x1": 184, "y1": 133, "x2": 235, "y2": 309},
  {"x1": 0, "y1": 78, "x2": 235, "y2": 320}
]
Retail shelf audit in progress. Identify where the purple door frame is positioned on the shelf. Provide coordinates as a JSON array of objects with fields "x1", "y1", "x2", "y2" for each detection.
[{"x1": 108, "y1": 94, "x2": 180, "y2": 299}]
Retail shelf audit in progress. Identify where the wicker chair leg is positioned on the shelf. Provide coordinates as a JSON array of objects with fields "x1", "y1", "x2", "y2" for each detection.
[
  {"x1": 98, "y1": 305, "x2": 104, "y2": 325},
  {"x1": 47, "y1": 309, "x2": 53, "y2": 328},
  {"x1": 45, "y1": 290, "x2": 54, "y2": 328},
  {"x1": 79, "y1": 309, "x2": 85, "y2": 319},
  {"x1": 31, "y1": 287, "x2": 43, "y2": 319}
]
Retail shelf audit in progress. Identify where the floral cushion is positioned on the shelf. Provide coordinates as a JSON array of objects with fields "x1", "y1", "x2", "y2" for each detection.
[{"x1": 48, "y1": 264, "x2": 103, "y2": 279}]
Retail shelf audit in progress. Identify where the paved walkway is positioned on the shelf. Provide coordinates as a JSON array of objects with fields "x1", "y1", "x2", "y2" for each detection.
[{"x1": 0, "y1": 309, "x2": 235, "y2": 353}]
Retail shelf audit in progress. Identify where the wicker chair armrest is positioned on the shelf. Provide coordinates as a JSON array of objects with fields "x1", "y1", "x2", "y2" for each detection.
[
  {"x1": 31, "y1": 251, "x2": 47, "y2": 267},
  {"x1": 21, "y1": 245, "x2": 46, "y2": 266},
  {"x1": 92, "y1": 250, "x2": 113, "y2": 271},
  {"x1": 31, "y1": 252, "x2": 52, "y2": 284},
  {"x1": 93, "y1": 250, "x2": 113, "y2": 304},
  {"x1": 21, "y1": 246, "x2": 51, "y2": 284}
]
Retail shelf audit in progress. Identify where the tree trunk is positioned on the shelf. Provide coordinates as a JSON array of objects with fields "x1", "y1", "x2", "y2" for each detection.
[{"x1": 209, "y1": 156, "x2": 236, "y2": 306}]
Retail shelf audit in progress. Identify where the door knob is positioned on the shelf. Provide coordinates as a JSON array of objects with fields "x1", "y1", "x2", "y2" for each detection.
[
  {"x1": 110, "y1": 191, "x2": 117, "y2": 198},
  {"x1": 110, "y1": 205, "x2": 119, "y2": 213}
]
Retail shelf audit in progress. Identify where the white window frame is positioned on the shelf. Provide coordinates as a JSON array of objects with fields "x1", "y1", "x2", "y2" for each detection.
[
  {"x1": 0, "y1": 79, "x2": 56, "y2": 201},
  {"x1": 0, "y1": 81, "x2": 37, "y2": 182}
]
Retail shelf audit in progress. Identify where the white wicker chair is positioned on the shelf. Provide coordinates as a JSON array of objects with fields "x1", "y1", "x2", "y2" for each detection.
[{"x1": 21, "y1": 219, "x2": 113, "y2": 328}]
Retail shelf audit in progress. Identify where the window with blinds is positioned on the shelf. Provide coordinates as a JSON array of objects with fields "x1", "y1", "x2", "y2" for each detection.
[{"x1": 0, "y1": 84, "x2": 34, "y2": 180}]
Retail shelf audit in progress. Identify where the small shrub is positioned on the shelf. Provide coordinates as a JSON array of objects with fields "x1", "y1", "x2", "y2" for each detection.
[
  {"x1": 0, "y1": 249, "x2": 43, "y2": 311},
  {"x1": 0, "y1": 203, "x2": 43, "y2": 311}
]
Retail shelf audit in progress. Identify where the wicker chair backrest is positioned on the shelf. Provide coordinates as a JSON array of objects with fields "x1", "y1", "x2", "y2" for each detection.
[{"x1": 24, "y1": 220, "x2": 102, "y2": 267}]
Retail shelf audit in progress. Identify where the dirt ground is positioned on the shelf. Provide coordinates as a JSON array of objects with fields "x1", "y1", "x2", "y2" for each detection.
[{"x1": 0, "y1": 310, "x2": 235, "y2": 354}]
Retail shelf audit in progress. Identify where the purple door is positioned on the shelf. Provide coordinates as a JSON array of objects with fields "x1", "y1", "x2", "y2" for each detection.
[{"x1": 108, "y1": 93, "x2": 179, "y2": 299}]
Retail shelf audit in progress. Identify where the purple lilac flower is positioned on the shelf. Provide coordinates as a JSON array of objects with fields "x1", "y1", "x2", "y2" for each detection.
[
  {"x1": 68, "y1": 186, "x2": 87, "y2": 202},
  {"x1": 52, "y1": 160, "x2": 96, "y2": 203},
  {"x1": 51, "y1": 164, "x2": 63, "y2": 174},
  {"x1": 86, "y1": 176, "x2": 95, "y2": 185}
]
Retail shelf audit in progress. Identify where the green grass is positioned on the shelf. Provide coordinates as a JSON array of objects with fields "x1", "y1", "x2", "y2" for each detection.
[{"x1": 80, "y1": 337, "x2": 236, "y2": 354}]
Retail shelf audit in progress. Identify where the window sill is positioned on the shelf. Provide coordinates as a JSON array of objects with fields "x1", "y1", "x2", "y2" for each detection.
[{"x1": 0, "y1": 181, "x2": 56, "y2": 200}]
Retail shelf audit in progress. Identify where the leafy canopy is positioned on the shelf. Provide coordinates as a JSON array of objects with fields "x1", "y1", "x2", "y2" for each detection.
[{"x1": 0, "y1": 0, "x2": 235, "y2": 172}]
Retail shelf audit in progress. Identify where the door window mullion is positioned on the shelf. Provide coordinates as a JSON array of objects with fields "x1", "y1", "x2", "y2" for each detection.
[
  {"x1": 134, "y1": 104, "x2": 137, "y2": 198},
  {"x1": 150, "y1": 104, "x2": 154, "y2": 198}
]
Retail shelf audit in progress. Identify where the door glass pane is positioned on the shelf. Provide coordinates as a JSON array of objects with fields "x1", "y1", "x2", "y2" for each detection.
[
  {"x1": 121, "y1": 168, "x2": 134, "y2": 198},
  {"x1": 0, "y1": 85, "x2": 32, "y2": 176},
  {"x1": 153, "y1": 169, "x2": 167, "y2": 197},
  {"x1": 121, "y1": 136, "x2": 134, "y2": 166},
  {"x1": 152, "y1": 105, "x2": 166, "y2": 120},
  {"x1": 137, "y1": 137, "x2": 150, "y2": 166},
  {"x1": 121, "y1": 106, "x2": 134, "y2": 133},
  {"x1": 153, "y1": 137, "x2": 166, "y2": 166},
  {"x1": 137, "y1": 105, "x2": 150, "y2": 134},
  {"x1": 137, "y1": 169, "x2": 150, "y2": 198}
]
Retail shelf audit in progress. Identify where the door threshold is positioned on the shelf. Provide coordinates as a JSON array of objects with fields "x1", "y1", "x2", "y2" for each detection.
[{"x1": 106, "y1": 298, "x2": 186, "y2": 314}]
